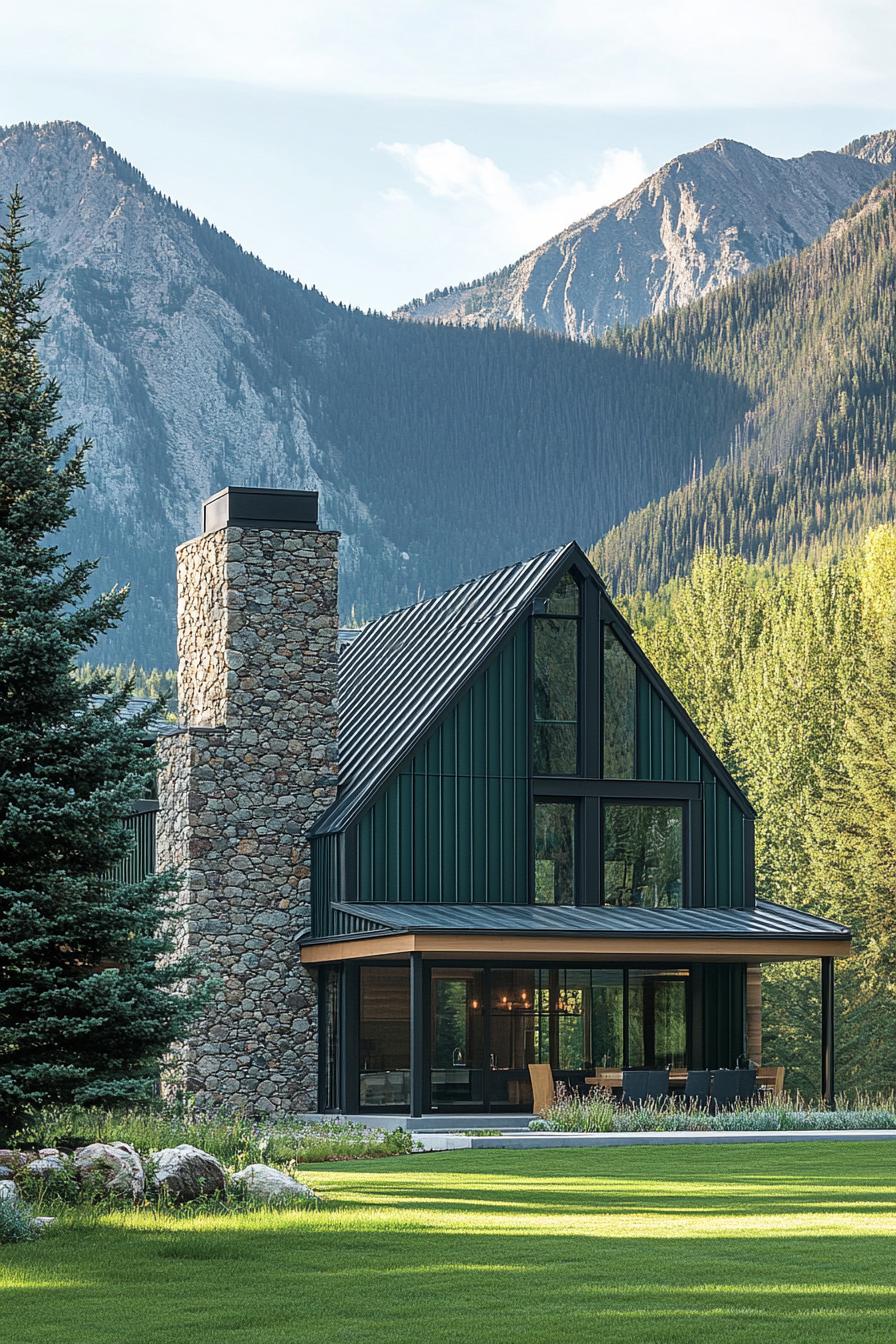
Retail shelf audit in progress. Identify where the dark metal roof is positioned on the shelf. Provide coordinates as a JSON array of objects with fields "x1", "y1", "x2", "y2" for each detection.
[
  {"x1": 312, "y1": 542, "x2": 578, "y2": 835},
  {"x1": 89, "y1": 695, "x2": 176, "y2": 739},
  {"x1": 318, "y1": 899, "x2": 850, "y2": 942}
]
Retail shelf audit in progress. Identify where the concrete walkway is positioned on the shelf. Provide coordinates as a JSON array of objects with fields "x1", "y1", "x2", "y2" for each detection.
[{"x1": 411, "y1": 1128, "x2": 896, "y2": 1151}]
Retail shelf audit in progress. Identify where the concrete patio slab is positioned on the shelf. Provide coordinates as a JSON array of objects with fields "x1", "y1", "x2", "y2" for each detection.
[{"x1": 413, "y1": 1128, "x2": 896, "y2": 1150}]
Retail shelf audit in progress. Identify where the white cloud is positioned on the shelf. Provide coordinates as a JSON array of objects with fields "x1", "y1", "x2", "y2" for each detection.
[
  {"x1": 2, "y1": 0, "x2": 895, "y2": 109},
  {"x1": 376, "y1": 140, "x2": 649, "y2": 263}
]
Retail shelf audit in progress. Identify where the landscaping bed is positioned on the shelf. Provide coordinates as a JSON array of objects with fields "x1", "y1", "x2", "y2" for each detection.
[
  {"x1": 0, "y1": 1105, "x2": 416, "y2": 1242},
  {"x1": 530, "y1": 1086, "x2": 896, "y2": 1133}
]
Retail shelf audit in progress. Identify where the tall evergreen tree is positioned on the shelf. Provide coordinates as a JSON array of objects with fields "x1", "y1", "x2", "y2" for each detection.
[{"x1": 0, "y1": 192, "x2": 199, "y2": 1136}]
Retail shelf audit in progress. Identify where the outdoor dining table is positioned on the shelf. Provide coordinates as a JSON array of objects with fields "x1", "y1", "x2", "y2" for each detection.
[
  {"x1": 584, "y1": 1067, "x2": 780, "y2": 1099},
  {"x1": 584, "y1": 1070, "x2": 690, "y2": 1093}
]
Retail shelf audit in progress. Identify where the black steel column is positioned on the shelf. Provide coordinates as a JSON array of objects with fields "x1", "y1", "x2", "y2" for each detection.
[
  {"x1": 316, "y1": 968, "x2": 327, "y2": 1112},
  {"x1": 340, "y1": 964, "x2": 360, "y2": 1115},
  {"x1": 410, "y1": 952, "x2": 425, "y2": 1118},
  {"x1": 821, "y1": 957, "x2": 835, "y2": 1109}
]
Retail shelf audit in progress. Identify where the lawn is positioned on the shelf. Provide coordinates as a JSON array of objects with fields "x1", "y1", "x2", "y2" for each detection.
[{"x1": 2, "y1": 1141, "x2": 894, "y2": 1344}]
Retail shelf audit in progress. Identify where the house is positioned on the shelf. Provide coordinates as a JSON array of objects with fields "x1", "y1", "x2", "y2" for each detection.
[{"x1": 141, "y1": 487, "x2": 850, "y2": 1117}]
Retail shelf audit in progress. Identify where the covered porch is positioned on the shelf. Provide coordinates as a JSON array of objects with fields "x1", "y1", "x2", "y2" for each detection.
[{"x1": 302, "y1": 901, "x2": 851, "y2": 1116}]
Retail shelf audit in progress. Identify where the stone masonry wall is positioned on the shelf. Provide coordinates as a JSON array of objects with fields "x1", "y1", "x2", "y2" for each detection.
[{"x1": 157, "y1": 523, "x2": 339, "y2": 1113}]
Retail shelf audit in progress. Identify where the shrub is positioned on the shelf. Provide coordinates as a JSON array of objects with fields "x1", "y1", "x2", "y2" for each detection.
[
  {"x1": 0, "y1": 1196, "x2": 38, "y2": 1244},
  {"x1": 14, "y1": 1161, "x2": 82, "y2": 1208}
]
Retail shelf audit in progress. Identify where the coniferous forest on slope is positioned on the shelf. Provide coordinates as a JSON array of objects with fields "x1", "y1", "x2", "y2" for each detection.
[{"x1": 593, "y1": 175, "x2": 896, "y2": 593}]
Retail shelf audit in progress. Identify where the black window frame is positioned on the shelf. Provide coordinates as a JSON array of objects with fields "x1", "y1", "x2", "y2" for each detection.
[
  {"x1": 527, "y1": 564, "x2": 710, "y2": 910},
  {"x1": 532, "y1": 796, "x2": 578, "y2": 906},
  {"x1": 600, "y1": 797, "x2": 688, "y2": 911},
  {"x1": 531, "y1": 571, "x2": 582, "y2": 777},
  {"x1": 531, "y1": 780, "x2": 703, "y2": 909}
]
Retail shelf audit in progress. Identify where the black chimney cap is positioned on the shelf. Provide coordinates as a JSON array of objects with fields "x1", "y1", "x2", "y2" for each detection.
[{"x1": 203, "y1": 486, "x2": 319, "y2": 533}]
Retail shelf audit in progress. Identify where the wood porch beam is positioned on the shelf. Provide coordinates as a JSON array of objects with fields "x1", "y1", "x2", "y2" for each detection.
[{"x1": 301, "y1": 932, "x2": 853, "y2": 965}]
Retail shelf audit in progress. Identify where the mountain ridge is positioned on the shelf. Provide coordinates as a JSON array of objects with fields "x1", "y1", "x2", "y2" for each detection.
[
  {"x1": 396, "y1": 132, "x2": 896, "y2": 339},
  {"x1": 1, "y1": 119, "x2": 748, "y2": 664}
]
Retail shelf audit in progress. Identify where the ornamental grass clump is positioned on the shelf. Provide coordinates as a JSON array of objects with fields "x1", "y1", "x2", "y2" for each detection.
[{"x1": 531, "y1": 1084, "x2": 616, "y2": 1132}]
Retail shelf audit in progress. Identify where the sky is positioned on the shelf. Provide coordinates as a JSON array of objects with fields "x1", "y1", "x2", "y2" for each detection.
[{"x1": 1, "y1": 1, "x2": 896, "y2": 311}]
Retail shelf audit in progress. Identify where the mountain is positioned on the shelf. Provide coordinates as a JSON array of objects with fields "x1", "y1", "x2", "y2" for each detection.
[
  {"x1": 0, "y1": 120, "x2": 751, "y2": 665},
  {"x1": 396, "y1": 134, "x2": 896, "y2": 340},
  {"x1": 591, "y1": 172, "x2": 896, "y2": 593}
]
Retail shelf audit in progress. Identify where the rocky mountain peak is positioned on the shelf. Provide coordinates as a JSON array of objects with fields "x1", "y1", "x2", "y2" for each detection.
[
  {"x1": 397, "y1": 133, "x2": 896, "y2": 340},
  {"x1": 840, "y1": 129, "x2": 896, "y2": 166}
]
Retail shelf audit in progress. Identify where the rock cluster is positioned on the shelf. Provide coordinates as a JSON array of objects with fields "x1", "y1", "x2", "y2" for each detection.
[
  {"x1": 156, "y1": 522, "x2": 339, "y2": 1115},
  {"x1": 150, "y1": 1145, "x2": 226, "y2": 1203},
  {"x1": 0, "y1": 1142, "x2": 316, "y2": 1212}
]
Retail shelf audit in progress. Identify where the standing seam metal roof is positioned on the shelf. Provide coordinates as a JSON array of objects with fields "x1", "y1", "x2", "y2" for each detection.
[
  {"x1": 316, "y1": 899, "x2": 850, "y2": 940},
  {"x1": 311, "y1": 542, "x2": 575, "y2": 835}
]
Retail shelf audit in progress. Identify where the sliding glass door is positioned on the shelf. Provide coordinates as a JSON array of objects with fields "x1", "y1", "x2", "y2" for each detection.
[{"x1": 355, "y1": 961, "x2": 690, "y2": 1112}]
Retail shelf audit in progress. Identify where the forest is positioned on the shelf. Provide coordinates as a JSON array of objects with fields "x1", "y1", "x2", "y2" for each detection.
[
  {"x1": 624, "y1": 529, "x2": 896, "y2": 1093},
  {"x1": 594, "y1": 175, "x2": 896, "y2": 595}
]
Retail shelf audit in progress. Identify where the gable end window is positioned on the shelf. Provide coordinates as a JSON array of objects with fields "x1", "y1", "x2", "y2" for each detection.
[
  {"x1": 533, "y1": 573, "x2": 579, "y2": 774},
  {"x1": 603, "y1": 624, "x2": 636, "y2": 779}
]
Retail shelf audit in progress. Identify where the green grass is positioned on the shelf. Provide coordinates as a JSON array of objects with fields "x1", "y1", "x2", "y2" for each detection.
[{"x1": 2, "y1": 1142, "x2": 894, "y2": 1343}]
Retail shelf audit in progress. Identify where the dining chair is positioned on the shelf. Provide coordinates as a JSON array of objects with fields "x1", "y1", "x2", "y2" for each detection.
[
  {"x1": 709, "y1": 1069, "x2": 739, "y2": 1111},
  {"x1": 528, "y1": 1062, "x2": 556, "y2": 1115},
  {"x1": 756, "y1": 1065, "x2": 785, "y2": 1097},
  {"x1": 736, "y1": 1067, "x2": 758, "y2": 1101},
  {"x1": 621, "y1": 1070, "x2": 649, "y2": 1105},
  {"x1": 684, "y1": 1070, "x2": 710, "y2": 1106},
  {"x1": 646, "y1": 1070, "x2": 670, "y2": 1101}
]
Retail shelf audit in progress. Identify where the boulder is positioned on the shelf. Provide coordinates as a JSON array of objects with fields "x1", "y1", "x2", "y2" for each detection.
[
  {"x1": 26, "y1": 1156, "x2": 66, "y2": 1176},
  {"x1": 38, "y1": 1148, "x2": 62, "y2": 1159},
  {"x1": 32, "y1": 1216, "x2": 56, "y2": 1230},
  {"x1": 150, "y1": 1145, "x2": 226, "y2": 1203},
  {"x1": 0, "y1": 1167, "x2": 13, "y2": 1180},
  {"x1": 0, "y1": 1180, "x2": 18, "y2": 1203},
  {"x1": 73, "y1": 1142, "x2": 145, "y2": 1199},
  {"x1": 230, "y1": 1164, "x2": 317, "y2": 1202}
]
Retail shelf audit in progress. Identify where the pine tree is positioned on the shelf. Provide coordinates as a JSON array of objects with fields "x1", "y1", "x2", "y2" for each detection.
[{"x1": 0, "y1": 192, "x2": 199, "y2": 1136}]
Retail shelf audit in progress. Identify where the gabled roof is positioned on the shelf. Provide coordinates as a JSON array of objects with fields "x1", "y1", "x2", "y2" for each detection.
[
  {"x1": 313, "y1": 899, "x2": 850, "y2": 942},
  {"x1": 89, "y1": 694, "x2": 176, "y2": 739},
  {"x1": 313, "y1": 537, "x2": 755, "y2": 837},
  {"x1": 312, "y1": 542, "x2": 579, "y2": 835}
]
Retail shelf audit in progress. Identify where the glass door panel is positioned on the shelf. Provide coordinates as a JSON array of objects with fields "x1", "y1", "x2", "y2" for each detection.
[
  {"x1": 359, "y1": 966, "x2": 410, "y2": 1109},
  {"x1": 487, "y1": 968, "x2": 541, "y2": 1108},
  {"x1": 430, "y1": 969, "x2": 485, "y2": 1108}
]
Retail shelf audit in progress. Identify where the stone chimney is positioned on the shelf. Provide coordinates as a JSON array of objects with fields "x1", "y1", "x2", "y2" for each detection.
[{"x1": 157, "y1": 487, "x2": 339, "y2": 1114}]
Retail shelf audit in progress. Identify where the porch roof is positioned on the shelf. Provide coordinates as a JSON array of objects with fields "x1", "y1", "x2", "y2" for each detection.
[{"x1": 300, "y1": 899, "x2": 852, "y2": 964}]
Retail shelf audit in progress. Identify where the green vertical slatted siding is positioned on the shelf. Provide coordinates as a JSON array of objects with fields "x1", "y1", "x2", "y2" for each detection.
[
  {"x1": 311, "y1": 832, "x2": 341, "y2": 936},
  {"x1": 636, "y1": 672, "x2": 750, "y2": 907},
  {"x1": 106, "y1": 806, "x2": 157, "y2": 886},
  {"x1": 356, "y1": 626, "x2": 529, "y2": 906}
]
